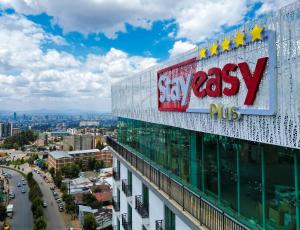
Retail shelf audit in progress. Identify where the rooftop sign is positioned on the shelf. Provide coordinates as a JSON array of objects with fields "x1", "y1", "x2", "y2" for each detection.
[{"x1": 157, "y1": 25, "x2": 276, "y2": 119}]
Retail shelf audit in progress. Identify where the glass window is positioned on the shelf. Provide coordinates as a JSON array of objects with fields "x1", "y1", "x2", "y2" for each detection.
[
  {"x1": 164, "y1": 205, "x2": 175, "y2": 230},
  {"x1": 265, "y1": 145, "x2": 296, "y2": 230},
  {"x1": 203, "y1": 133, "x2": 219, "y2": 199},
  {"x1": 239, "y1": 141, "x2": 262, "y2": 227},
  {"x1": 117, "y1": 118, "x2": 300, "y2": 230},
  {"x1": 220, "y1": 136, "x2": 238, "y2": 213}
]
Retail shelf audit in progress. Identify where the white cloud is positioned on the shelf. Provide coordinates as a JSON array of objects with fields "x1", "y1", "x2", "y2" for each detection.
[
  {"x1": 168, "y1": 40, "x2": 196, "y2": 58},
  {"x1": 0, "y1": 13, "x2": 157, "y2": 111},
  {"x1": 1, "y1": 0, "x2": 293, "y2": 42},
  {"x1": 255, "y1": 0, "x2": 295, "y2": 15}
]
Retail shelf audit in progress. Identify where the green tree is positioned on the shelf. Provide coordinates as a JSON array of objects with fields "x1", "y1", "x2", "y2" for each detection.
[
  {"x1": 60, "y1": 183, "x2": 68, "y2": 194},
  {"x1": 90, "y1": 201, "x2": 102, "y2": 209},
  {"x1": 0, "y1": 204, "x2": 6, "y2": 221},
  {"x1": 49, "y1": 167, "x2": 55, "y2": 177},
  {"x1": 87, "y1": 158, "x2": 96, "y2": 171},
  {"x1": 61, "y1": 163, "x2": 79, "y2": 178},
  {"x1": 74, "y1": 159, "x2": 83, "y2": 169},
  {"x1": 65, "y1": 202, "x2": 76, "y2": 214},
  {"x1": 83, "y1": 213, "x2": 97, "y2": 230},
  {"x1": 96, "y1": 140, "x2": 104, "y2": 150},
  {"x1": 62, "y1": 193, "x2": 73, "y2": 204},
  {"x1": 2, "y1": 130, "x2": 38, "y2": 149},
  {"x1": 34, "y1": 216, "x2": 47, "y2": 230},
  {"x1": 40, "y1": 161, "x2": 48, "y2": 170},
  {"x1": 82, "y1": 193, "x2": 97, "y2": 206},
  {"x1": 54, "y1": 171, "x2": 62, "y2": 188}
]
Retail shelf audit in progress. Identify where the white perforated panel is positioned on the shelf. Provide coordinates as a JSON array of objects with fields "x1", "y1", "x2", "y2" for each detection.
[{"x1": 112, "y1": 1, "x2": 300, "y2": 149}]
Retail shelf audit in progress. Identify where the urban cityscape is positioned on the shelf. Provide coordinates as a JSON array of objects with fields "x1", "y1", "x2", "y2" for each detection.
[{"x1": 0, "y1": 1, "x2": 299, "y2": 230}]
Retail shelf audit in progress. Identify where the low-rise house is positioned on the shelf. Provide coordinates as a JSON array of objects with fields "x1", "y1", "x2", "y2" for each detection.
[{"x1": 78, "y1": 205, "x2": 112, "y2": 230}]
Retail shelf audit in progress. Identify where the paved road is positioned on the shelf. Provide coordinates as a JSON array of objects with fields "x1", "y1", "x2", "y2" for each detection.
[
  {"x1": 30, "y1": 168, "x2": 68, "y2": 230},
  {"x1": 2, "y1": 168, "x2": 33, "y2": 230}
]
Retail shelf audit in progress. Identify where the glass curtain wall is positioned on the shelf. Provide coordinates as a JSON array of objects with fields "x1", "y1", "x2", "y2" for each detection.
[{"x1": 117, "y1": 118, "x2": 300, "y2": 229}]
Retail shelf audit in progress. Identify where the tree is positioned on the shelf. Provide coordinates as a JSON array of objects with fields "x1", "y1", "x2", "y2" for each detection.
[
  {"x1": 0, "y1": 205, "x2": 6, "y2": 221},
  {"x1": 96, "y1": 140, "x2": 104, "y2": 150},
  {"x1": 87, "y1": 158, "x2": 96, "y2": 171},
  {"x1": 49, "y1": 167, "x2": 55, "y2": 177},
  {"x1": 90, "y1": 201, "x2": 102, "y2": 209},
  {"x1": 65, "y1": 202, "x2": 76, "y2": 214},
  {"x1": 82, "y1": 193, "x2": 96, "y2": 206},
  {"x1": 40, "y1": 161, "x2": 48, "y2": 170},
  {"x1": 74, "y1": 159, "x2": 83, "y2": 169},
  {"x1": 62, "y1": 193, "x2": 73, "y2": 204},
  {"x1": 34, "y1": 216, "x2": 47, "y2": 230},
  {"x1": 83, "y1": 213, "x2": 97, "y2": 230},
  {"x1": 61, "y1": 163, "x2": 79, "y2": 178},
  {"x1": 2, "y1": 130, "x2": 38, "y2": 149},
  {"x1": 60, "y1": 183, "x2": 68, "y2": 194},
  {"x1": 54, "y1": 171, "x2": 62, "y2": 188}
]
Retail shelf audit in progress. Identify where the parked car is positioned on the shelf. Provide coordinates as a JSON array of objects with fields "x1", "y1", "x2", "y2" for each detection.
[
  {"x1": 22, "y1": 181, "x2": 26, "y2": 186},
  {"x1": 17, "y1": 183, "x2": 21, "y2": 187},
  {"x1": 8, "y1": 192, "x2": 15, "y2": 199},
  {"x1": 43, "y1": 202, "x2": 47, "y2": 208},
  {"x1": 21, "y1": 188, "x2": 26, "y2": 193}
]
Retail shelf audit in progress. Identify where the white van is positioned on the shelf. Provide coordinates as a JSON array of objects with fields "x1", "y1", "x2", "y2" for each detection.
[{"x1": 6, "y1": 204, "x2": 13, "y2": 218}]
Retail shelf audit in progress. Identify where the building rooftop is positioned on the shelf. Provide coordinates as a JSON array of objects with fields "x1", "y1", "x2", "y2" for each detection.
[
  {"x1": 49, "y1": 151, "x2": 72, "y2": 159},
  {"x1": 101, "y1": 146, "x2": 112, "y2": 151},
  {"x1": 68, "y1": 149, "x2": 100, "y2": 155}
]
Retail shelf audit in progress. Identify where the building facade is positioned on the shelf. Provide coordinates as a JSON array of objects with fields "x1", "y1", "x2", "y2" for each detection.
[
  {"x1": 110, "y1": 2, "x2": 300, "y2": 230},
  {"x1": 48, "y1": 149, "x2": 100, "y2": 172},
  {"x1": 63, "y1": 134, "x2": 95, "y2": 151},
  {"x1": 0, "y1": 123, "x2": 12, "y2": 139},
  {"x1": 99, "y1": 146, "x2": 113, "y2": 167}
]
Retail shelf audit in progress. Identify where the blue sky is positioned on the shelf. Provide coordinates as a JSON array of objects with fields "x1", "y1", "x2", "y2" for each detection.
[{"x1": 0, "y1": 0, "x2": 291, "y2": 112}]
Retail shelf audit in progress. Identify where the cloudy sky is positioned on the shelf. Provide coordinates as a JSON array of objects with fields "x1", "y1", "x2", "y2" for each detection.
[{"x1": 0, "y1": 0, "x2": 292, "y2": 112}]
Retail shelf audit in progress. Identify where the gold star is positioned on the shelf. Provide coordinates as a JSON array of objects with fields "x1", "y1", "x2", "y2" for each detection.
[
  {"x1": 221, "y1": 38, "x2": 231, "y2": 52},
  {"x1": 235, "y1": 32, "x2": 245, "y2": 48},
  {"x1": 210, "y1": 43, "x2": 218, "y2": 56},
  {"x1": 250, "y1": 24, "x2": 263, "y2": 41},
  {"x1": 199, "y1": 48, "x2": 206, "y2": 59}
]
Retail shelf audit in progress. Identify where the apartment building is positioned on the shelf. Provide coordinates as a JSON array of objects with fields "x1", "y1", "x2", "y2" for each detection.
[
  {"x1": 48, "y1": 149, "x2": 100, "y2": 172},
  {"x1": 63, "y1": 134, "x2": 95, "y2": 151}
]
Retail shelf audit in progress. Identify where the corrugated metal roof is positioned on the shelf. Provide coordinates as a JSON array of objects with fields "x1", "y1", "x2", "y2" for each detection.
[{"x1": 49, "y1": 151, "x2": 72, "y2": 159}]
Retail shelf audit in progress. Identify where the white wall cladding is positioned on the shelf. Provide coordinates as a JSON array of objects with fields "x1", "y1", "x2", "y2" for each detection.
[{"x1": 112, "y1": 1, "x2": 300, "y2": 149}]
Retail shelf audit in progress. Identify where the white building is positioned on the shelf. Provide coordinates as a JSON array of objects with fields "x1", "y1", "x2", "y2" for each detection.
[{"x1": 110, "y1": 2, "x2": 300, "y2": 230}]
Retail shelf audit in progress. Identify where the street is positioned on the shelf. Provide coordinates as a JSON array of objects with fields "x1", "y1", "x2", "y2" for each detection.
[
  {"x1": 26, "y1": 166, "x2": 68, "y2": 230},
  {"x1": 32, "y1": 171, "x2": 67, "y2": 230},
  {"x1": 3, "y1": 168, "x2": 33, "y2": 230}
]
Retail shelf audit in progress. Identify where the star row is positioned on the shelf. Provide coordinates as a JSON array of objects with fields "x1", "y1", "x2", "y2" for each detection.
[{"x1": 199, "y1": 24, "x2": 264, "y2": 60}]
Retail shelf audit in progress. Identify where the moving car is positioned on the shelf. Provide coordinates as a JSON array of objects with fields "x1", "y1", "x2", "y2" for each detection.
[
  {"x1": 22, "y1": 181, "x2": 26, "y2": 185},
  {"x1": 17, "y1": 182, "x2": 21, "y2": 187},
  {"x1": 21, "y1": 188, "x2": 26, "y2": 193}
]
